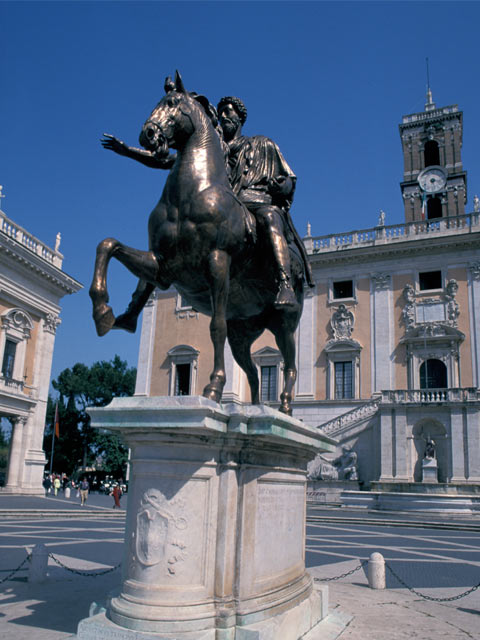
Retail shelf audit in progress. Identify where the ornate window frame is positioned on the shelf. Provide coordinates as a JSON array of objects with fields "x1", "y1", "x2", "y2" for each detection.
[
  {"x1": 166, "y1": 345, "x2": 199, "y2": 396},
  {"x1": 252, "y1": 347, "x2": 283, "y2": 403},
  {"x1": 324, "y1": 339, "x2": 362, "y2": 400},
  {"x1": 0, "y1": 308, "x2": 34, "y2": 383}
]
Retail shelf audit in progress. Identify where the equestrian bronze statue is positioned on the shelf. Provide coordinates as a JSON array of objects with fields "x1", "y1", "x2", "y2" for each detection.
[{"x1": 89, "y1": 72, "x2": 311, "y2": 415}]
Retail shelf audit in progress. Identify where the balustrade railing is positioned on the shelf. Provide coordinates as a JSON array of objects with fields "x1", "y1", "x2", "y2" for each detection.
[
  {"x1": 0, "y1": 211, "x2": 62, "y2": 267},
  {"x1": 319, "y1": 398, "x2": 381, "y2": 435},
  {"x1": 305, "y1": 213, "x2": 479, "y2": 255},
  {"x1": 381, "y1": 388, "x2": 480, "y2": 403},
  {"x1": 0, "y1": 375, "x2": 25, "y2": 394}
]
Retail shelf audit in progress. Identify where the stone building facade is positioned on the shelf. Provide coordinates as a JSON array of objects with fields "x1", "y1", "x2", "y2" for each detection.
[
  {"x1": 0, "y1": 208, "x2": 81, "y2": 494},
  {"x1": 135, "y1": 94, "x2": 480, "y2": 490}
]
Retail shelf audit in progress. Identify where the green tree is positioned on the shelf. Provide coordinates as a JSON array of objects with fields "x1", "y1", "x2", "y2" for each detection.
[{"x1": 44, "y1": 355, "x2": 136, "y2": 476}]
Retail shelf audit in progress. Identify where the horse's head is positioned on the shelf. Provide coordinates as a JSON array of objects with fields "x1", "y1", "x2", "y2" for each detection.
[{"x1": 139, "y1": 71, "x2": 212, "y2": 159}]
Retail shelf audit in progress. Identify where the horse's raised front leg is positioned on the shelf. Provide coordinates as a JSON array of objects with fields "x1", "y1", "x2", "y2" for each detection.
[
  {"x1": 89, "y1": 238, "x2": 160, "y2": 337},
  {"x1": 203, "y1": 249, "x2": 231, "y2": 404}
]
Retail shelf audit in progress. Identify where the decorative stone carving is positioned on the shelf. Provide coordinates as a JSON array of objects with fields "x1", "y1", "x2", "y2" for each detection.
[
  {"x1": 371, "y1": 272, "x2": 390, "y2": 291},
  {"x1": 469, "y1": 262, "x2": 480, "y2": 281},
  {"x1": 402, "y1": 284, "x2": 416, "y2": 330},
  {"x1": 445, "y1": 279, "x2": 459, "y2": 327},
  {"x1": 135, "y1": 488, "x2": 188, "y2": 575},
  {"x1": 330, "y1": 304, "x2": 354, "y2": 339},
  {"x1": 474, "y1": 194, "x2": 480, "y2": 213},
  {"x1": 308, "y1": 446, "x2": 358, "y2": 481},
  {"x1": 1, "y1": 309, "x2": 33, "y2": 339},
  {"x1": 43, "y1": 313, "x2": 61, "y2": 334}
]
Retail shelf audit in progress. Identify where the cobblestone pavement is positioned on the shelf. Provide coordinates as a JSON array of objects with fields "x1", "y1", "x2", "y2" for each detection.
[{"x1": 0, "y1": 496, "x2": 479, "y2": 639}]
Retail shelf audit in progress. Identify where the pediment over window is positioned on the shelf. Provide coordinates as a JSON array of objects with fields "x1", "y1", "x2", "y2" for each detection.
[
  {"x1": 400, "y1": 324, "x2": 464, "y2": 347},
  {"x1": 167, "y1": 344, "x2": 199, "y2": 362},
  {"x1": 1, "y1": 308, "x2": 34, "y2": 339},
  {"x1": 324, "y1": 338, "x2": 362, "y2": 353}
]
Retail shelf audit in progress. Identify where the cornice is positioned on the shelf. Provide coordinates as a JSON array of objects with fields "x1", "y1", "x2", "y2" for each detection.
[{"x1": 0, "y1": 235, "x2": 82, "y2": 295}]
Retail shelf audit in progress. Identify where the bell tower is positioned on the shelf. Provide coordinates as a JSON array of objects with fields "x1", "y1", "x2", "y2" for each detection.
[{"x1": 399, "y1": 88, "x2": 467, "y2": 222}]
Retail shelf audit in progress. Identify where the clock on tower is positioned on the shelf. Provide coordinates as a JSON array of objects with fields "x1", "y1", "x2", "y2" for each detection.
[{"x1": 399, "y1": 88, "x2": 467, "y2": 222}]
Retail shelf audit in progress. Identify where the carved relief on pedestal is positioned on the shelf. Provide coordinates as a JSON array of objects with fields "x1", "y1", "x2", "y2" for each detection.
[
  {"x1": 330, "y1": 304, "x2": 354, "y2": 340},
  {"x1": 135, "y1": 488, "x2": 188, "y2": 576}
]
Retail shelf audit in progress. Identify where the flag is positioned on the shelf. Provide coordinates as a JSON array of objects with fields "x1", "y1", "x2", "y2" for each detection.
[{"x1": 54, "y1": 403, "x2": 60, "y2": 438}]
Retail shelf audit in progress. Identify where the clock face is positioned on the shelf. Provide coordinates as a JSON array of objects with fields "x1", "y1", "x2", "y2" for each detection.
[{"x1": 418, "y1": 167, "x2": 447, "y2": 193}]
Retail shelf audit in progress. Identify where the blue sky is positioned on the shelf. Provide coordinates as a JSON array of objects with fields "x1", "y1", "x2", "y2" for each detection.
[{"x1": 1, "y1": 0, "x2": 479, "y2": 387}]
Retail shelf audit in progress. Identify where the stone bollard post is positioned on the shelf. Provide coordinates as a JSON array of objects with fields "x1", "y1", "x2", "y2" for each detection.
[
  {"x1": 29, "y1": 543, "x2": 48, "y2": 583},
  {"x1": 368, "y1": 552, "x2": 385, "y2": 589}
]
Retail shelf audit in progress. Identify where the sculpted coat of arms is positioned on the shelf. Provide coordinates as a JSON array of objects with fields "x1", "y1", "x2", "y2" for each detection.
[{"x1": 136, "y1": 488, "x2": 188, "y2": 574}]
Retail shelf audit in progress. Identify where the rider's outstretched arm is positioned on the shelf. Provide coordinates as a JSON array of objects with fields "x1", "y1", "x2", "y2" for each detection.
[{"x1": 101, "y1": 134, "x2": 175, "y2": 169}]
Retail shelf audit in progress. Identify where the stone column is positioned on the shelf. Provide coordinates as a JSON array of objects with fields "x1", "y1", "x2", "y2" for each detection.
[
  {"x1": 393, "y1": 407, "x2": 409, "y2": 481},
  {"x1": 466, "y1": 407, "x2": 480, "y2": 480},
  {"x1": 135, "y1": 292, "x2": 158, "y2": 396},
  {"x1": 449, "y1": 407, "x2": 466, "y2": 481},
  {"x1": 379, "y1": 408, "x2": 394, "y2": 481},
  {"x1": 371, "y1": 273, "x2": 392, "y2": 393},
  {"x1": 295, "y1": 288, "x2": 316, "y2": 400},
  {"x1": 5, "y1": 416, "x2": 27, "y2": 489},
  {"x1": 468, "y1": 263, "x2": 480, "y2": 388}
]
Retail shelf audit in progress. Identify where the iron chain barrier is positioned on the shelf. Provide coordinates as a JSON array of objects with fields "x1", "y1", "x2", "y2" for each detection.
[
  {"x1": 314, "y1": 560, "x2": 367, "y2": 582},
  {"x1": 48, "y1": 553, "x2": 121, "y2": 577},
  {"x1": 0, "y1": 553, "x2": 31, "y2": 584},
  {"x1": 385, "y1": 561, "x2": 480, "y2": 602}
]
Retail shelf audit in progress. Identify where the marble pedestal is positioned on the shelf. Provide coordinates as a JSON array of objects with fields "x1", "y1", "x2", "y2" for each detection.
[
  {"x1": 422, "y1": 457, "x2": 438, "y2": 483},
  {"x1": 76, "y1": 396, "x2": 337, "y2": 640}
]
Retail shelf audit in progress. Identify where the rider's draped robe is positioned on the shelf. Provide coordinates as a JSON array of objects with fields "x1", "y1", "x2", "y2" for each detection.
[{"x1": 227, "y1": 135, "x2": 314, "y2": 287}]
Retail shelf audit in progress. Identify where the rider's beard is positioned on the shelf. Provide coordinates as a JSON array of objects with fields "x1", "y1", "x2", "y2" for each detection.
[{"x1": 220, "y1": 116, "x2": 240, "y2": 141}]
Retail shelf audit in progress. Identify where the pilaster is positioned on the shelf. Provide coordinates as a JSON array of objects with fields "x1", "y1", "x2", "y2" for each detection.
[
  {"x1": 371, "y1": 273, "x2": 392, "y2": 393},
  {"x1": 295, "y1": 288, "x2": 316, "y2": 400},
  {"x1": 449, "y1": 407, "x2": 466, "y2": 481},
  {"x1": 135, "y1": 291, "x2": 158, "y2": 396}
]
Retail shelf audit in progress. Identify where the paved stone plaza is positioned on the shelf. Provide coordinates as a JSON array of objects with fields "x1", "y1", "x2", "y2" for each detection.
[{"x1": 0, "y1": 495, "x2": 479, "y2": 639}]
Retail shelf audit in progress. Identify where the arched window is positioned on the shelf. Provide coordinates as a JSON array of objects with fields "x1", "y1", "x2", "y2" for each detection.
[
  {"x1": 0, "y1": 308, "x2": 34, "y2": 385},
  {"x1": 420, "y1": 359, "x2": 447, "y2": 389},
  {"x1": 424, "y1": 140, "x2": 440, "y2": 167},
  {"x1": 427, "y1": 196, "x2": 442, "y2": 219},
  {"x1": 167, "y1": 345, "x2": 199, "y2": 396}
]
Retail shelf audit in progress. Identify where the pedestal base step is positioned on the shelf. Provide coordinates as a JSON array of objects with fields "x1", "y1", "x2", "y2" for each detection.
[{"x1": 76, "y1": 587, "x2": 349, "y2": 640}]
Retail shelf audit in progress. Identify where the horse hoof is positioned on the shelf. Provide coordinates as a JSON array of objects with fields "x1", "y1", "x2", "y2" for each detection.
[
  {"x1": 279, "y1": 405, "x2": 293, "y2": 416},
  {"x1": 114, "y1": 313, "x2": 138, "y2": 333},
  {"x1": 93, "y1": 306, "x2": 116, "y2": 337},
  {"x1": 202, "y1": 385, "x2": 222, "y2": 404}
]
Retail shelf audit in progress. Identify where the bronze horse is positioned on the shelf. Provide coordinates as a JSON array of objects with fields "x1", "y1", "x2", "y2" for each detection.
[{"x1": 89, "y1": 72, "x2": 305, "y2": 414}]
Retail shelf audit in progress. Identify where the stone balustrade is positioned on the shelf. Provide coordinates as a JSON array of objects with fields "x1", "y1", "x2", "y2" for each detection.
[
  {"x1": 0, "y1": 211, "x2": 63, "y2": 268},
  {"x1": 304, "y1": 212, "x2": 480, "y2": 255},
  {"x1": 381, "y1": 388, "x2": 480, "y2": 404},
  {"x1": 0, "y1": 375, "x2": 25, "y2": 394},
  {"x1": 319, "y1": 398, "x2": 380, "y2": 435}
]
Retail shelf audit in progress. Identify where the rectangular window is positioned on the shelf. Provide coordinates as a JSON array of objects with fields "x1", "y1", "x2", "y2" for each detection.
[
  {"x1": 335, "y1": 361, "x2": 353, "y2": 399},
  {"x1": 419, "y1": 271, "x2": 442, "y2": 291},
  {"x1": 175, "y1": 363, "x2": 191, "y2": 395},
  {"x1": 1, "y1": 339, "x2": 17, "y2": 379},
  {"x1": 261, "y1": 365, "x2": 277, "y2": 402},
  {"x1": 333, "y1": 280, "x2": 353, "y2": 299}
]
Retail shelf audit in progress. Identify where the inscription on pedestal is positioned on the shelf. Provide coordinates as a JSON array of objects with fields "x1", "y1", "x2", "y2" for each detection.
[{"x1": 254, "y1": 482, "x2": 305, "y2": 581}]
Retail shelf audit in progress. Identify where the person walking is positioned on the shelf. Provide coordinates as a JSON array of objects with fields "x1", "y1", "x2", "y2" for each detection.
[
  {"x1": 111, "y1": 484, "x2": 122, "y2": 509},
  {"x1": 53, "y1": 476, "x2": 61, "y2": 496},
  {"x1": 79, "y1": 477, "x2": 89, "y2": 506},
  {"x1": 43, "y1": 476, "x2": 52, "y2": 496}
]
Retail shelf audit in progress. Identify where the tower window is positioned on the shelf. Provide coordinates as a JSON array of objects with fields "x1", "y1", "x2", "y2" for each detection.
[
  {"x1": 420, "y1": 359, "x2": 447, "y2": 389},
  {"x1": 1, "y1": 339, "x2": 17, "y2": 379},
  {"x1": 333, "y1": 280, "x2": 353, "y2": 299},
  {"x1": 427, "y1": 196, "x2": 442, "y2": 219},
  {"x1": 335, "y1": 361, "x2": 353, "y2": 399},
  {"x1": 261, "y1": 365, "x2": 278, "y2": 402},
  {"x1": 174, "y1": 363, "x2": 191, "y2": 395},
  {"x1": 419, "y1": 271, "x2": 442, "y2": 291},
  {"x1": 424, "y1": 140, "x2": 440, "y2": 167}
]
